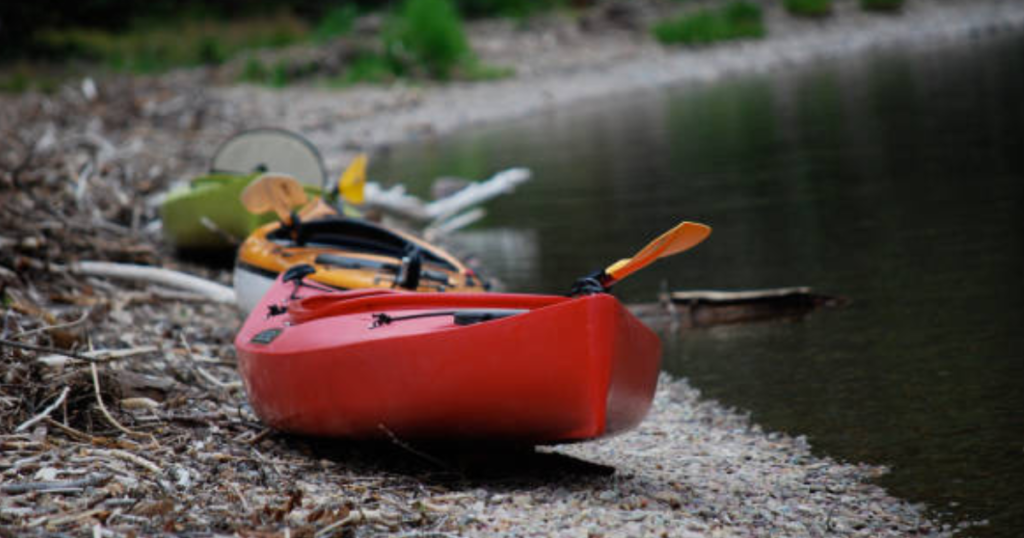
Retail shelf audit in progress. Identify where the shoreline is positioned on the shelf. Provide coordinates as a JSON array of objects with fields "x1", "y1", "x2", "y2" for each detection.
[
  {"x1": 221, "y1": 0, "x2": 1024, "y2": 174},
  {"x1": 3, "y1": 2, "x2": 1021, "y2": 535}
]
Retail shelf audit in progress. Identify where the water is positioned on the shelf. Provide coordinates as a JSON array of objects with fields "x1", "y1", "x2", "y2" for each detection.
[{"x1": 370, "y1": 32, "x2": 1024, "y2": 535}]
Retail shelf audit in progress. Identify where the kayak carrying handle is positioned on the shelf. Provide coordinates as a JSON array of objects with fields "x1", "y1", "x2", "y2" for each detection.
[
  {"x1": 291, "y1": 292, "x2": 567, "y2": 324},
  {"x1": 370, "y1": 309, "x2": 528, "y2": 329}
]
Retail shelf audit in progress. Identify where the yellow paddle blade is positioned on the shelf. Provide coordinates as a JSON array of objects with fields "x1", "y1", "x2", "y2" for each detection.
[
  {"x1": 339, "y1": 154, "x2": 368, "y2": 205},
  {"x1": 604, "y1": 221, "x2": 711, "y2": 285},
  {"x1": 240, "y1": 173, "x2": 309, "y2": 223}
]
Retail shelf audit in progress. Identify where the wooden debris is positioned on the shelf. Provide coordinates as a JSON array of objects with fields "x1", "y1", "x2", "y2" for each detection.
[
  {"x1": 363, "y1": 168, "x2": 531, "y2": 226},
  {"x1": 71, "y1": 261, "x2": 236, "y2": 304},
  {"x1": 630, "y1": 287, "x2": 846, "y2": 329},
  {"x1": 14, "y1": 387, "x2": 70, "y2": 432}
]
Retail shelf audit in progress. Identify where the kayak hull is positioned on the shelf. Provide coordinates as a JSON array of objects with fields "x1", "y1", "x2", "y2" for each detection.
[{"x1": 235, "y1": 278, "x2": 661, "y2": 444}]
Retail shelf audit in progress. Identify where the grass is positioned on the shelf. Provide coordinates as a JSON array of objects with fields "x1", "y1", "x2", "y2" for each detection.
[
  {"x1": 4, "y1": 0, "x2": 522, "y2": 90},
  {"x1": 455, "y1": 0, "x2": 562, "y2": 18},
  {"x1": 652, "y1": 1, "x2": 765, "y2": 45},
  {"x1": 0, "y1": 62, "x2": 68, "y2": 93},
  {"x1": 34, "y1": 14, "x2": 308, "y2": 74},
  {"x1": 861, "y1": 0, "x2": 905, "y2": 11},
  {"x1": 312, "y1": 4, "x2": 359, "y2": 43},
  {"x1": 784, "y1": 0, "x2": 832, "y2": 17}
]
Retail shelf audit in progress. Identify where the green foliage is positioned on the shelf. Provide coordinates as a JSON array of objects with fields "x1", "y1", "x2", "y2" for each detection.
[
  {"x1": 270, "y1": 60, "x2": 292, "y2": 87},
  {"x1": 652, "y1": 1, "x2": 765, "y2": 45},
  {"x1": 313, "y1": 4, "x2": 359, "y2": 42},
  {"x1": 241, "y1": 57, "x2": 270, "y2": 83},
  {"x1": 454, "y1": 0, "x2": 562, "y2": 18},
  {"x1": 861, "y1": 0, "x2": 904, "y2": 11},
  {"x1": 385, "y1": 0, "x2": 471, "y2": 79},
  {"x1": 33, "y1": 14, "x2": 308, "y2": 73},
  {"x1": 784, "y1": 0, "x2": 832, "y2": 17},
  {"x1": 337, "y1": 53, "x2": 401, "y2": 85},
  {"x1": 240, "y1": 56, "x2": 320, "y2": 88},
  {"x1": 461, "y1": 59, "x2": 515, "y2": 81}
]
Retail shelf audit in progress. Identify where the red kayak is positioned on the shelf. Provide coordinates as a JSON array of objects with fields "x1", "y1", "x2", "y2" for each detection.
[
  {"x1": 234, "y1": 220, "x2": 710, "y2": 443},
  {"x1": 235, "y1": 273, "x2": 661, "y2": 443}
]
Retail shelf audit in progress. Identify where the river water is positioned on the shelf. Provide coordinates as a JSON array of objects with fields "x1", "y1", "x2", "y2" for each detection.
[{"x1": 371, "y1": 31, "x2": 1024, "y2": 536}]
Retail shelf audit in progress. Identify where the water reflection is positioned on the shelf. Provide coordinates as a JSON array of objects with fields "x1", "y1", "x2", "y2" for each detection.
[
  {"x1": 445, "y1": 227, "x2": 541, "y2": 291},
  {"x1": 372, "y1": 32, "x2": 1024, "y2": 536}
]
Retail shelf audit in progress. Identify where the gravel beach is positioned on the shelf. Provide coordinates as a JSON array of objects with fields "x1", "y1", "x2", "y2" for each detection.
[{"x1": 2, "y1": 1, "x2": 1020, "y2": 535}]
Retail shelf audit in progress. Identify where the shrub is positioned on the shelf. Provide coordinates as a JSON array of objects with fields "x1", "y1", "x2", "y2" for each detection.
[
  {"x1": 784, "y1": 0, "x2": 832, "y2": 17},
  {"x1": 455, "y1": 0, "x2": 561, "y2": 18},
  {"x1": 652, "y1": 1, "x2": 765, "y2": 45},
  {"x1": 313, "y1": 4, "x2": 359, "y2": 43},
  {"x1": 340, "y1": 53, "x2": 401, "y2": 85},
  {"x1": 385, "y1": 0, "x2": 471, "y2": 79},
  {"x1": 861, "y1": 0, "x2": 904, "y2": 11},
  {"x1": 240, "y1": 57, "x2": 270, "y2": 83},
  {"x1": 33, "y1": 15, "x2": 307, "y2": 73}
]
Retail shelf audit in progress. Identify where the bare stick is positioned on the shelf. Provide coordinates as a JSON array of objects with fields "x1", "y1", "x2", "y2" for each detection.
[
  {"x1": 90, "y1": 363, "x2": 149, "y2": 441},
  {"x1": 0, "y1": 339, "x2": 100, "y2": 362},
  {"x1": 227, "y1": 482, "x2": 251, "y2": 512},
  {"x1": 1, "y1": 473, "x2": 110, "y2": 494},
  {"x1": 15, "y1": 386, "x2": 70, "y2": 432},
  {"x1": 0, "y1": 339, "x2": 157, "y2": 364},
  {"x1": 180, "y1": 334, "x2": 242, "y2": 389},
  {"x1": 44, "y1": 418, "x2": 95, "y2": 442},
  {"x1": 377, "y1": 424, "x2": 450, "y2": 470},
  {"x1": 72, "y1": 261, "x2": 236, "y2": 304},
  {"x1": 12, "y1": 311, "x2": 90, "y2": 340},
  {"x1": 314, "y1": 509, "x2": 394, "y2": 538},
  {"x1": 242, "y1": 428, "x2": 273, "y2": 445},
  {"x1": 90, "y1": 448, "x2": 162, "y2": 474}
]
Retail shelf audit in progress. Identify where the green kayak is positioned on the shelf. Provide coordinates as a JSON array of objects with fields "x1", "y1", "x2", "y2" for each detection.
[
  {"x1": 160, "y1": 173, "x2": 321, "y2": 249},
  {"x1": 159, "y1": 128, "x2": 327, "y2": 250}
]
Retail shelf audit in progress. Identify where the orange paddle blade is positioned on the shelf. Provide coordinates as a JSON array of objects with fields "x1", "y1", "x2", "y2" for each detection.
[
  {"x1": 240, "y1": 173, "x2": 309, "y2": 224},
  {"x1": 604, "y1": 221, "x2": 711, "y2": 285}
]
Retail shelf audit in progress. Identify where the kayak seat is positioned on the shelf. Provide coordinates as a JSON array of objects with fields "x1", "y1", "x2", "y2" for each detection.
[{"x1": 267, "y1": 217, "x2": 457, "y2": 271}]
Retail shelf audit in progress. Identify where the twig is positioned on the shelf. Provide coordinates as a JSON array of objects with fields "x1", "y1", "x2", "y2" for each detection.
[
  {"x1": 90, "y1": 363, "x2": 150, "y2": 442},
  {"x1": 44, "y1": 418, "x2": 95, "y2": 442},
  {"x1": 90, "y1": 448, "x2": 162, "y2": 474},
  {"x1": 1, "y1": 473, "x2": 110, "y2": 494},
  {"x1": 377, "y1": 424, "x2": 450, "y2": 470},
  {"x1": 0, "y1": 338, "x2": 157, "y2": 364},
  {"x1": 180, "y1": 334, "x2": 242, "y2": 389},
  {"x1": 195, "y1": 366, "x2": 243, "y2": 389},
  {"x1": 227, "y1": 482, "x2": 251, "y2": 512},
  {"x1": 315, "y1": 508, "x2": 395, "y2": 538},
  {"x1": 71, "y1": 261, "x2": 236, "y2": 304},
  {"x1": 15, "y1": 386, "x2": 70, "y2": 432},
  {"x1": 0, "y1": 338, "x2": 100, "y2": 362},
  {"x1": 241, "y1": 427, "x2": 273, "y2": 445},
  {"x1": 44, "y1": 507, "x2": 107, "y2": 529},
  {"x1": 11, "y1": 310, "x2": 91, "y2": 340}
]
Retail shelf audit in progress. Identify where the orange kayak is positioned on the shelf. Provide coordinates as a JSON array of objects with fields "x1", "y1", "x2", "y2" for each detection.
[
  {"x1": 234, "y1": 271, "x2": 661, "y2": 444},
  {"x1": 234, "y1": 200, "x2": 487, "y2": 313}
]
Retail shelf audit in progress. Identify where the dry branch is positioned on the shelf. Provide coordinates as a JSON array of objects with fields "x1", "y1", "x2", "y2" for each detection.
[
  {"x1": 71, "y1": 261, "x2": 236, "y2": 304},
  {"x1": 15, "y1": 386, "x2": 70, "y2": 432}
]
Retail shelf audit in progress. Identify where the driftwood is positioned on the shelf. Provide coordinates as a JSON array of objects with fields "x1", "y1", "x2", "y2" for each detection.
[
  {"x1": 364, "y1": 168, "x2": 531, "y2": 225},
  {"x1": 71, "y1": 261, "x2": 236, "y2": 304},
  {"x1": 629, "y1": 287, "x2": 846, "y2": 330}
]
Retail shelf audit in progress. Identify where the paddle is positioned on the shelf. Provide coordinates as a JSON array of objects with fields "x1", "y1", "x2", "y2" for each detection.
[
  {"x1": 571, "y1": 221, "x2": 711, "y2": 295},
  {"x1": 240, "y1": 173, "x2": 309, "y2": 225},
  {"x1": 338, "y1": 154, "x2": 368, "y2": 205}
]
